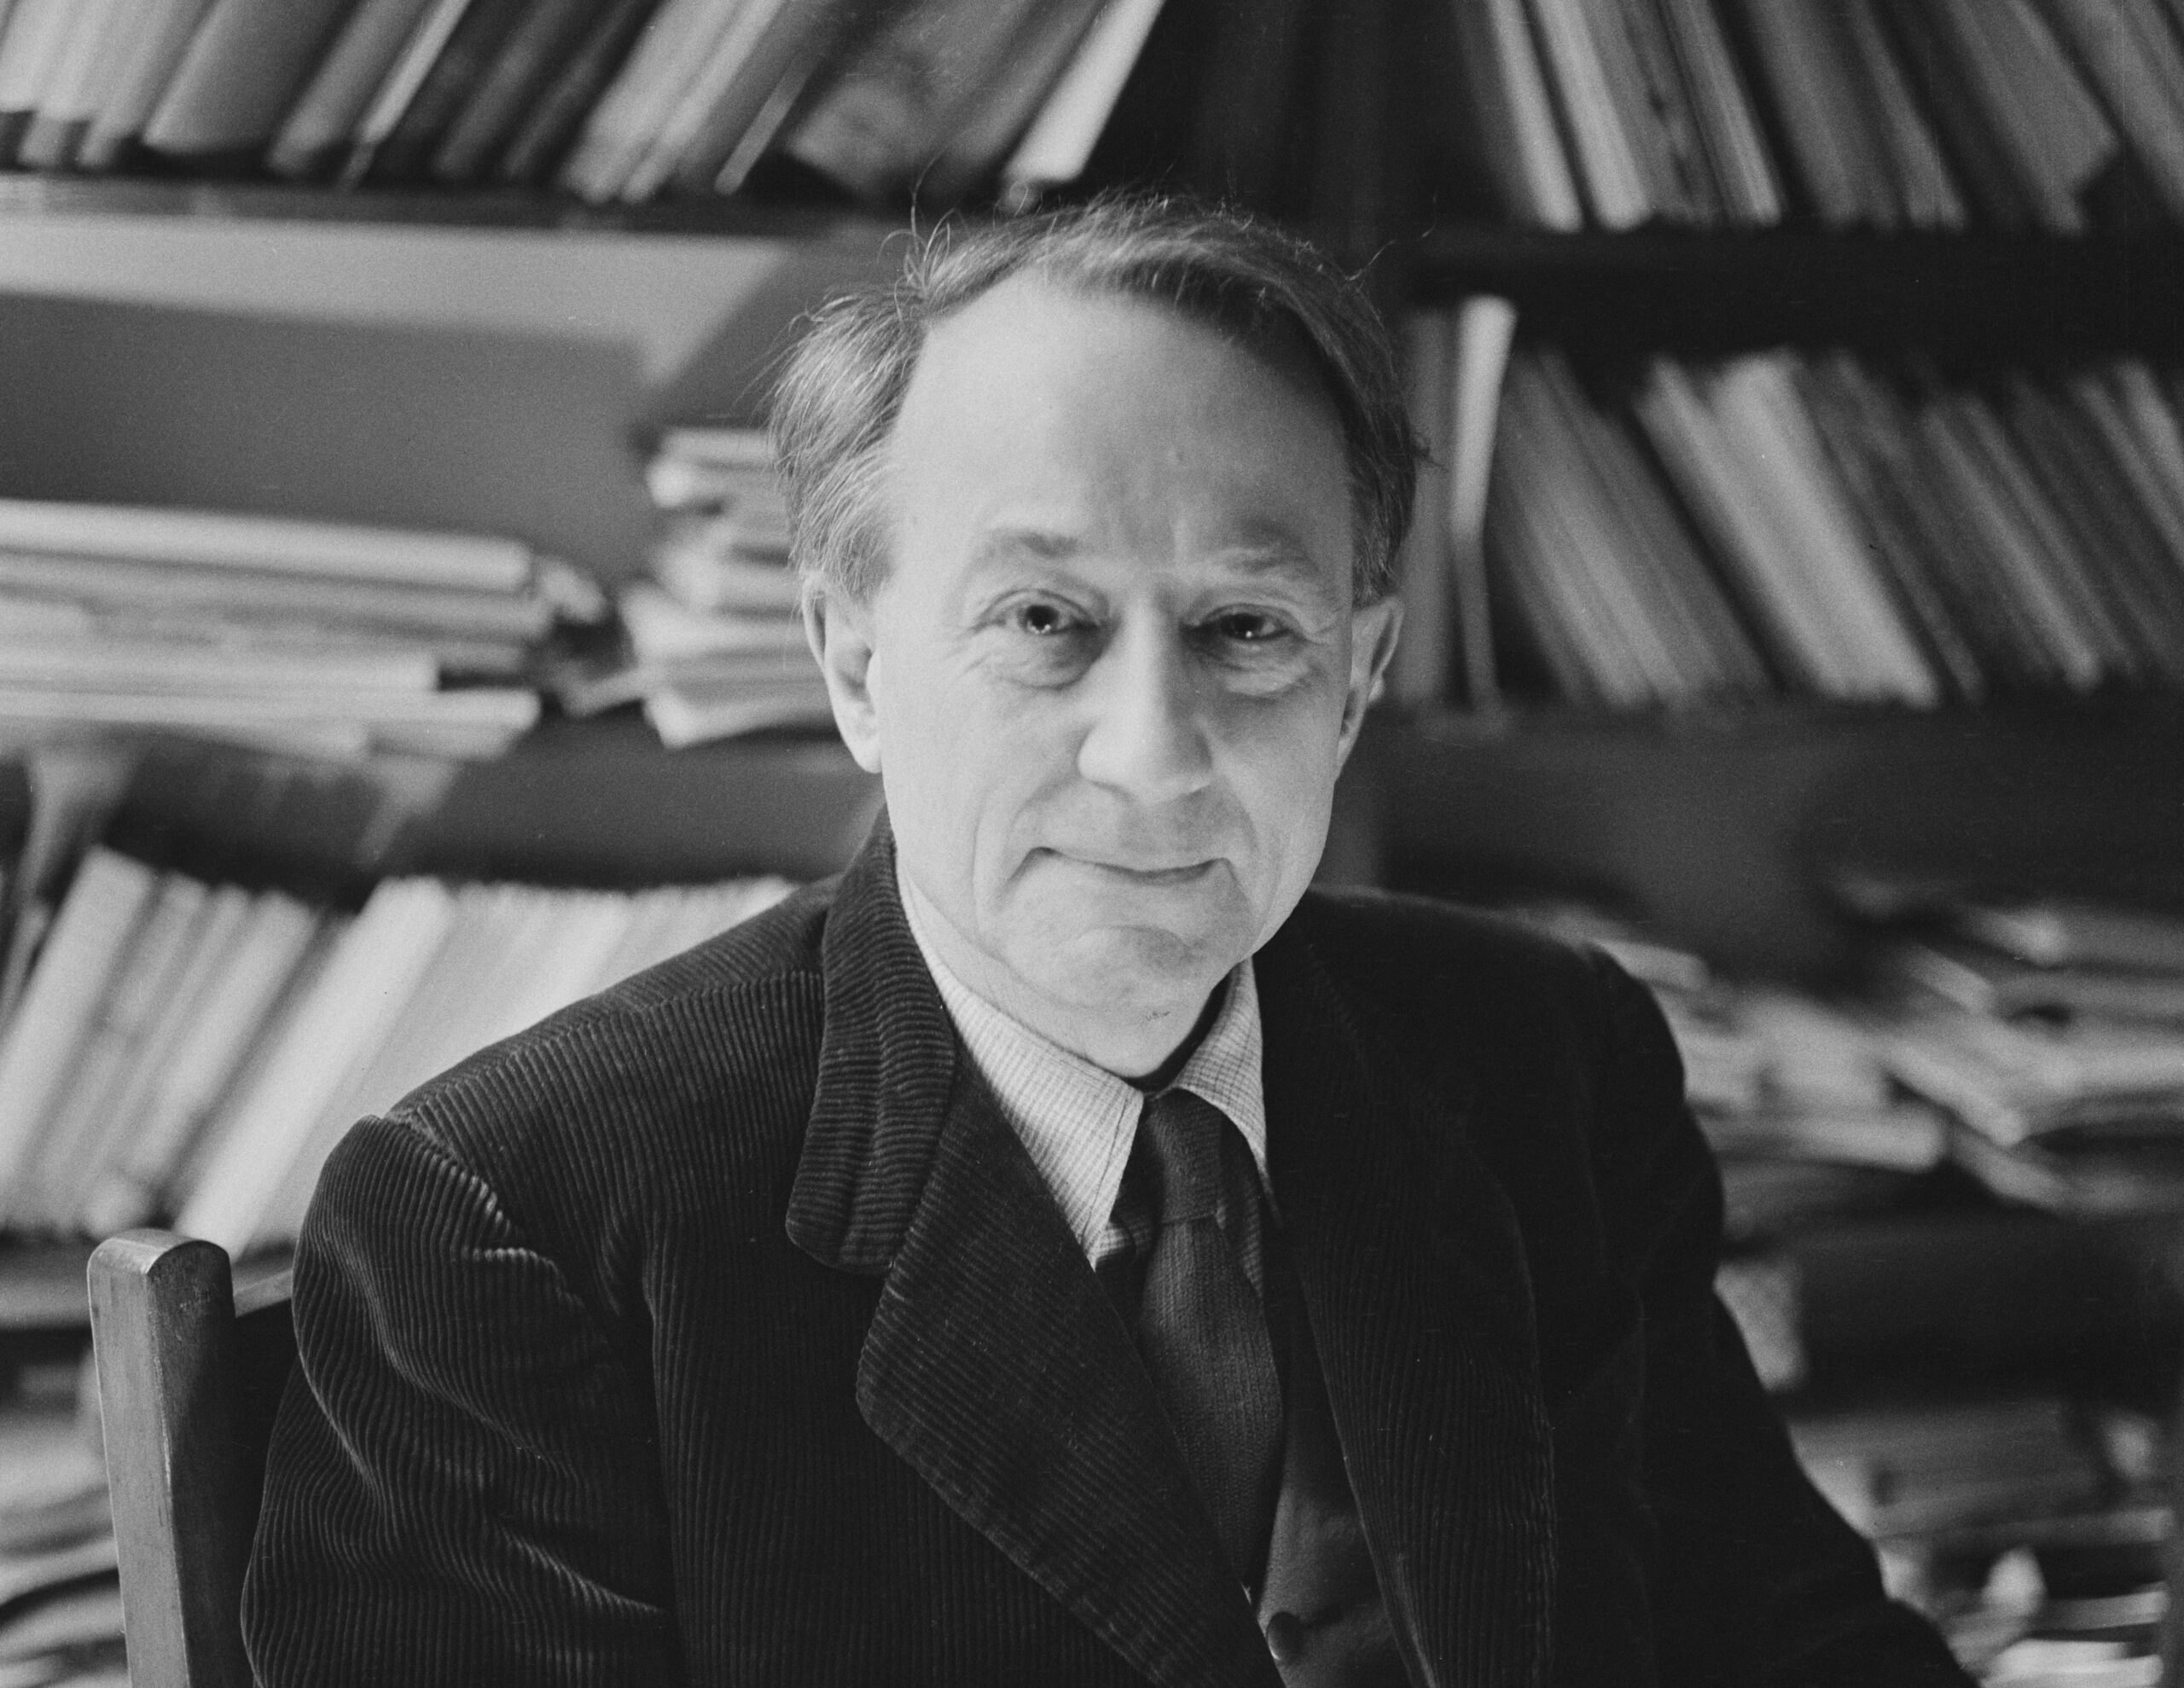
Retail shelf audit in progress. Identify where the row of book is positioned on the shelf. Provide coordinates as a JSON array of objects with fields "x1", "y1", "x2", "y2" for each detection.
[
  {"x1": 0, "y1": 497, "x2": 606, "y2": 762},
  {"x1": 0, "y1": 1353, "x2": 121, "y2": 1688},
  {"x1": 1402, "y1": 306, "x2": 2184, "y2": 711},
  {"x1": 555, "y1": 426, "x2": 833, "y2": 747},
  {"x1": 0, "y1": 0, "x2": 1164, "y2": 210},
  {"x1": 0, "y1": 845, "x2": 793, "y2": 1256},
  {"x1": 1503, "y1": 899, "x2": 2175, "y2": 1684},
  {"x1": 1640, "y1": 886, "x2": 2184, "y2": 1225},
  {"x1": 1442, "y1": 0, "x2": 2184, "y2": 233}
]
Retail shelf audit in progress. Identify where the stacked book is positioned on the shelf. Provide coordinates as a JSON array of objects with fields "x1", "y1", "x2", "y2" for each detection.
[
  {"x1": 0, "y1": 0, "x2": 1165, "y2": 210},
  {"x1": 0, "y1": 843, "x2": 793, "y2": 1257},
  {"x1": 560, "y1": 426, "x2": 834, "y2": 747},
  {"x1": 1787, "y1": 1395, "x2": 2168, "y2": 1682},
  {"x1": 1870, "y1": 892, "x2": 2184, "y2": 1215},
  {"x1": 1409, "y1": 324, "x2": 2184, "y2": 711},
  {"x1": 1440, "y1": 0, "x2": 2184, "y2": 231},
  {"x1": 0, "y1": 1354, "x2": 122, "y2": 1687},
  {"x1": 0, "y1": 498, "x2": 607, "y2": 760},
  {"x1": 1521, "y1": 904, "x2": 1946, "y2": 1245}
]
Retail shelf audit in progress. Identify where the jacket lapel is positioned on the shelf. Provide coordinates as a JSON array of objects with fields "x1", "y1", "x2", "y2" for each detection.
[
  {"x1": 1257, "y1": 917, "x2": 1558, "y2": 1688},
  {"x1": 785, "y1": 824, "x2": 1282, "y2": 1688}
]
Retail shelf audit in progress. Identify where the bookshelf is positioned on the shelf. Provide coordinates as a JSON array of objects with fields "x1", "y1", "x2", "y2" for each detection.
[{"x1": 3, "y1": 6, "x2": 2184, "y2": 1673}]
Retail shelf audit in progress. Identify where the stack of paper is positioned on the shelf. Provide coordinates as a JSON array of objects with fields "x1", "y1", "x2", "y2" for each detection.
[
  {"x1": 0, "y1": 499, "x2": 607, "y2": 761},
  {"x1": 560, "y1": 428, "x2": 834, "y2": 749}
]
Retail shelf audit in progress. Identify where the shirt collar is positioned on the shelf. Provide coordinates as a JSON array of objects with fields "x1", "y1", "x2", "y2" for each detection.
[{"x1": 897, "y1": 865, "x2": 1269, "y2": 1259}]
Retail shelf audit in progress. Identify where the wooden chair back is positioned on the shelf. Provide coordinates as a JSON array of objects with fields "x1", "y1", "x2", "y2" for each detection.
[{"x1": 88, "y1": 1230, "x2": 296, "y2": 1688}]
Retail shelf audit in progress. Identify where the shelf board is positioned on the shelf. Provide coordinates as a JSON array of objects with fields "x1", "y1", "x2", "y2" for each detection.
[
  {"x1": 0, "y1": 1243, "x2": 92, "y2": 1333},
  {"x1": 0, "y1": 171, "x2": 889, "y2": 241},
  {"x1": 1396, "y1": 693, "x2": 2184, "y2": 747},
  {"x1": 1406, "y1": 224, "x2": 2184, "y2": 355}
]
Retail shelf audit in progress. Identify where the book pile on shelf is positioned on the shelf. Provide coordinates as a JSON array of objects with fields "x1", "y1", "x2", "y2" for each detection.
[
  {"x1": 1514, "y1": 901, "x2": 2174, "y2": 1686},
  {"x1": 1853, "y1": 884, "x2": 2184, "y2": 1218},
  {"x1": 0, "y1": 1353, "x2": 122, "y2": 1687},
  {"x1": 0, "y1": 497, "x2": 607, "y2": 761},
  {"x1": 0, "y1": 842, "x2": 793, "y2": 1260},
  {"x1": 1438, "y1": 0, "x2": 2184, "y2": 231},
  {"x1": 1517, "y1": 904, "x2": 1947, "y2": 1267},
  {"x1": 557, "y1": 426, "x2": 834, "y2": 748},
  {"x1": 1403, "y1": 311, "x2": 2184, "y2": 711},
  {"x1": 1791, "y1": 1396, "x2": 2169, "y2": 1685},
  {"x1": 0, "y1": 0, "x2": 1165, "y2": 211}
]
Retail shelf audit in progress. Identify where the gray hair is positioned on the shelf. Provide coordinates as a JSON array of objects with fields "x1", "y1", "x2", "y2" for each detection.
[{"x1": 768, "y1": 194, "x2": 1420, "y2": 606}]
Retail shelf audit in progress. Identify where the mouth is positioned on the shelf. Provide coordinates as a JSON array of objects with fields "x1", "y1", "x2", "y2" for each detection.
[{"x1": 1043, "y1": 850, "x2": 1217, "y2": 885}]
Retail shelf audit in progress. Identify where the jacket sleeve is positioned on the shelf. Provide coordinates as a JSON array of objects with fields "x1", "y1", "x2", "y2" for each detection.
[
  {"x1": 1584, "y1": 950, "x2": 1975, "y2": 1688},
  {"x1": 243, "y1": 1113, "x2": 683, "y2": 1686}
]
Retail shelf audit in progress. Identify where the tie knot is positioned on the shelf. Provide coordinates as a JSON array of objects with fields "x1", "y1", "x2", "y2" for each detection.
[{"x1": 1136, "y1": 1088, "x2": 1231, "y2": 1225}]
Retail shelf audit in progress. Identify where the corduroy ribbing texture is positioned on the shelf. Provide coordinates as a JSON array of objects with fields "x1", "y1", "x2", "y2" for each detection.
[{"x1": 242, "y1": 818, "x2": 1975, "y2": 1688}]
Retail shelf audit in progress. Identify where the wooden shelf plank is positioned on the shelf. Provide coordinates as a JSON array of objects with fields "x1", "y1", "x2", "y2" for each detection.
[
  {"x1": 1406, "y1": 225, "x2": 2184, "y2": 356},
  {"x1": 0, "y1": 172, "x2": 885, "y2": 241}
]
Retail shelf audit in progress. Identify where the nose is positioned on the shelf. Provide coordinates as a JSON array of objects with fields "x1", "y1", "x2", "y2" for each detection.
[{"x1": 1074, "y1": 618, "x2": 1215, "y2": 805}]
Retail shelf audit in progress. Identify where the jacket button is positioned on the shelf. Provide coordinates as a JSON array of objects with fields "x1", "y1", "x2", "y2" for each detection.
[{"x1": 1265, "y1": 1611, "x2": 1306, "y2": 1664}]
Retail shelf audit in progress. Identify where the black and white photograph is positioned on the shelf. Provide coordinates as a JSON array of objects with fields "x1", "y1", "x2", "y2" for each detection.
[{"x1": 0, "y1": 1, "x2": 2182, "y2": 1683}]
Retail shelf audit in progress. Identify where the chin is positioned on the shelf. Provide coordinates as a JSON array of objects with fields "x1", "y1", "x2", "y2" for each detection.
[{"x1": 1017, "y1": 923, "x2": 1240, "y2": 1019}]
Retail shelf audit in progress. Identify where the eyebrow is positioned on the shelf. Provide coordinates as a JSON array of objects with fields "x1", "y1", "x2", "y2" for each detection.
[{"x1": 967, "y1": 525, "x2": 1329, "y2": 588}]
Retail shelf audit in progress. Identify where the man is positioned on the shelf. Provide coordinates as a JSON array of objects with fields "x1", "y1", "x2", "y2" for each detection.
[{"x1": 246, "y1": 197, "x2": 1971, "y2": 1685}]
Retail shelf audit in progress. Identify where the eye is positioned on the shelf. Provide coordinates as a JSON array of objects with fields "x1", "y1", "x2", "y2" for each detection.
[
  {"x1": 1012, "y1": 600, "x2": 1077, "y2": 636},
  {"x1": 1203, "y1": 610, "x2": 1290, "y2": 645}
]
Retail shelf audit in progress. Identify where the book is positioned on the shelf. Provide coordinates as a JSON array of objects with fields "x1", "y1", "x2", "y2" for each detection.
[
  {"x1": 84, "y1": 891, "x2": 328, "y2": 1235},
  {"x1": 626, "y1": 0, "x2": 863, "y2": 202},
  {"x1": 0, "y1": 850, "x2": 158, "y2": 1212},
  {"x1": 1633, "y1": 356, "x2": 1939, "y2": 703},
  {"x1": 334, "y1": 0, "x2": 476, "y2": 186},
  {"x1": 556, "y1": 0, "x2": 735, "y2": 201},
  {"x1": 1391, "y1": 312, "x2": 1455, "y2": 710},
  {"x1": 0, "y1": 501, "x2": 536, "y2": 594},
  {"x1": 177, "y1": 877, "x2": 459, "y2": 1255},
  {"x1": 0, "y1": 0, "x2": 73, "y2": 163},
  {"x1": 779, "y1": 0, "x2": 1083, "y2": 204},
  {"x1": 495, "y1": 0, "x2": 664, "y2": 185},
  {"x1": 1890, "y1": 939, "x2": 2184, "y2": 1026},
  {"x1": 0, "y1": 553, "x2": 556, "y2": 643},
  {"x1": 359, "y1": 0, "x2": 533, "y2": 183},
  {"x1": 14, "y1": 871, "x2": 214, "y2": 1234},
  {"x1": 1885, "y1": 1007, "x2": 2184, "y2": 1146},
  {"x1": 1522, "y1": 0, "x2": 1654, "y2": 228},
  {"x1": 140, "y1": 0, "x2": 361, "y2": 158},
  {"x1": 1955, "y1": 901, "x2": 2184, "y2": 975},
  {"x1": 1439, "y1": 0, "x2": 1583, "y2": 229},
  {"x1": 427, "y1": 0, "x2": 607, "y2": 183},
  {"x1": 999, "y1": 0, "x2": 1169, "y2": 211},
  {"x1": 1927, "y1": 0, "x2": 2121, "y2": 235},
  {"x1": 12, "y1": 0, "x2": 129, "y2": 170},
  {"x1": 913, "y1": 0, "x2": 1110, "y2": 210},
  {"x1": 2035, "y1": 0, "x2": 2184, "y2": 223},
  {"x1": 1650, "y1": 0, "x2": 1783, "y2": 226},
  {"x1": 0, "y1": 632, "x2": 438, "y2": 696},
  {"x1": 267, "y1": 0, "x2": 438, "y2": 177},
  {"x1": 1838, "y1": 0, "x2": 1966, "y2": 229},
  {"x1": 1723, "y1": 0, "x2": 1896, "y2": 227},
  {"x1": 73, "y1": 0, "x2": 221, "y2": 171}
]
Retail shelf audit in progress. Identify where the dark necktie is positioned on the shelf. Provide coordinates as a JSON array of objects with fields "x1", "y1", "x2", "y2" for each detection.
[{"x1": 1112, "y1": 1088, "x2": 1286, "y2": 1587}]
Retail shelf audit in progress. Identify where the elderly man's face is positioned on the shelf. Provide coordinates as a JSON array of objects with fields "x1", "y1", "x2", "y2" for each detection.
[{"x1": 812, "y1": 275, "x2": 1401, "y2": 1072}]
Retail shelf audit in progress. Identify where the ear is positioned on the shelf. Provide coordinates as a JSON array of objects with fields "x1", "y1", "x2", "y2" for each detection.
[
  {"x1": 1335, "y1": 595, "x2": 1403, "y2": 768},
  {"x1": 804, "y1": 589, "x2": 884, "y2": 773}
]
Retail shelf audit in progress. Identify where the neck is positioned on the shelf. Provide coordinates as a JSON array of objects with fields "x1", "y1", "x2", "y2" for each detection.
[{"x1": 898, "y1": 872, "x2": 1220, "y2": 1080}]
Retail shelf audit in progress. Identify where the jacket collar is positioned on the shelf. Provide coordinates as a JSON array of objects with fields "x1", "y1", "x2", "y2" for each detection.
[{"x1": 786, "y1": 821, "x2": 1554, "y2": 1686}]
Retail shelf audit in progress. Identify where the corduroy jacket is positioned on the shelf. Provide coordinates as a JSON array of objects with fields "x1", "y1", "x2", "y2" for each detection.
[{"x1": 243, "y1": 821, "x2": 1971, "y2": 1686}]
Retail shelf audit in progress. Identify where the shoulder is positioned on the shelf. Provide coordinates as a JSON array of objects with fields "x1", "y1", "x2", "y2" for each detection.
[
  {"x1": 1281, "y1": 883, "x2": 1637, "y2": 1065},
  {"x1": 351, "y1": 877, "x2": 842, "y2": 1230}
]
